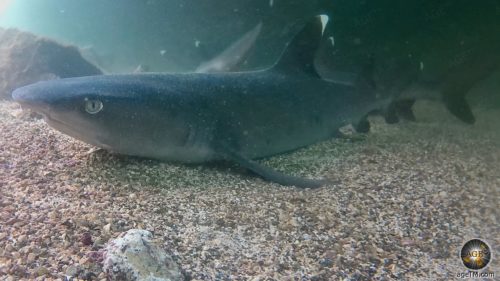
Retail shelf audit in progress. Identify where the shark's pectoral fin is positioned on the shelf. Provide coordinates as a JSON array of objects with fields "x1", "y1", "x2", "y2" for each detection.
[
  {"x1": 355, "y1": 116, "x2": 371, "y2": 133},
  {"x1": 216, "y1": 146, "x2": 326, "y2": 188},
  {"x1": 394, "y1": 99, "x2": 417, "y2": 121},
  {"x1": 384, "y1": 107, "x2": 400, "y2": 124},
  {"x1": 384, "y1": 99, "x2": 417, "y2": 123}
]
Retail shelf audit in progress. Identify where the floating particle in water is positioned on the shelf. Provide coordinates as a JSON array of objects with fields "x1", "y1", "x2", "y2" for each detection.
[{"x1": 328, "y1": 36, "x2": 335, "y2": 47}]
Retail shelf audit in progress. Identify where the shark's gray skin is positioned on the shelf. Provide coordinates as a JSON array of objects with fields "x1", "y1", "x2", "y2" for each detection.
[{"x1": 12, "y1": 16, "x2": 381, "y2": 188}]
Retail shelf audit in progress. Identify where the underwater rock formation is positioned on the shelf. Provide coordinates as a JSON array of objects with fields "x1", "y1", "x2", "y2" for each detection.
[
  {"x1": 0, "y1": 27, "x2": 102, "y2": 99},
  {"x1": 103, "y1": 229, "x2": 184, "y2": 281}
]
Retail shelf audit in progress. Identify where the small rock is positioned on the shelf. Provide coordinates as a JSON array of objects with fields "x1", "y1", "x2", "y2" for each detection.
[
  {"x1": 5, "y1": 218, "x2": 20, "y2": 225},
  {"x1": 17, "y1": 234, "x2": 27, "y2": 244},
  {"x1": 10, "y1": 264, "x2": 26, "y2": 276},
  {"x1": 65, "y1": 265, "x2": 80, "y2": 277},
  {"x1": 103, "y1": 229, "x2": 183, "y2": 281},
  {"x1": 88, "y1": 250, "x2": 105, "y2": 263},
  {"x1": 18, "y1": 246, "x2": 31, "y2": 254},
  {"x1": 5, "y1": 244, "x2": 15, "y2": 252},
  {"x1": 35, "y1": 266, "x2": 50, "y2": 277},
  {"x1": 93, "y1": 237, "x2": 104, "y2": 249},
  {"x1": 103, "y1": 223, "x2": 112, "y2": 234},
  {"x1": 80, "y1": 232, "x2": 93, "y2": 246},
  {"x1": 319, "y1": 257, "x2": 334, "y2": 267},
  {"x1": 27, "y1": 253, "x2": 37, "y2": 263}
]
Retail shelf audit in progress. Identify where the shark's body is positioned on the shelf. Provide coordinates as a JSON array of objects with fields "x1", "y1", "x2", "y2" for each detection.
[
  {"x1": 12, "y1": 16, "x2": 381, "y2": 188},
  {"x1": 316, "y1": 1, "x2": 500, "y2": 124}
]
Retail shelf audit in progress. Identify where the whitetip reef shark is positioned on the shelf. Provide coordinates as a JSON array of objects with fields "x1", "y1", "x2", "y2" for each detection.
[{"x1": 13, "y1": 15, "x2": 390, "y2": 188}]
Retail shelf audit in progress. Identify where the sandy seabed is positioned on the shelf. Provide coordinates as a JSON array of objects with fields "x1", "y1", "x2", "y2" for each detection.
[{"x1": 0, "y1": 100, "x2": 499, "y2": 280}]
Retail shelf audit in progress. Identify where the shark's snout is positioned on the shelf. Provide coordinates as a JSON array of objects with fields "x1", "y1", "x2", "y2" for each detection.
[
  {"x1": 12, "y1": 82, "x2": 58, "y2": 113},
  {"x1": 12, "y1": 85, "x2": 33, "y2": 103},
  {"x1": 12, "y1": 84, "x2": 43, "y2": 106}
]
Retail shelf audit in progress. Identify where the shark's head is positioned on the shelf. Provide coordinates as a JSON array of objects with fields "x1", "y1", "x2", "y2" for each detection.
[
  {"x1": 12, "y1": 75, "x2": 195, "y2": 157},
  {"x1": 13, "y1": 78, "x2": 108, "y2": 147}
]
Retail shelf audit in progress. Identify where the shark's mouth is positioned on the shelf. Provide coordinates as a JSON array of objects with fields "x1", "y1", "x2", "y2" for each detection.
[
  {"x1": 41, "y1": 112, "x2": 109, "y2": 149},
  {"x1": 44, "y1": 116, "x2": 78, "y2": 136}
]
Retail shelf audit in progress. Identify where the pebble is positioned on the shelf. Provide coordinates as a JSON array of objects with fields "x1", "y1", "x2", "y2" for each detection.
[
  {"x1": 65, "y1": 265, "x2": 80, "y2": 277},
  {"x1": 319, "y1": 258, "x2": 334, "y2": 267},
  {"x1": 35, "y1": 266, "x2": 50, "y2": 277},
  {"x1": 103, "y1": 223, "x2": 112, "y2": 233},
  {"x1": 27, "y1": 253, "x2": 37, "y2": 262}
]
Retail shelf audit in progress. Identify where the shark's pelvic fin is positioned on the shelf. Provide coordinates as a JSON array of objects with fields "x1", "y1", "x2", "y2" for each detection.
[
  {"x1": 272, "y1": 15, "x2": 326, "y2": 78},
  {"x1": 394, "y1": 99, "x2": 417, "y2": 121},
  {"x1": 219, "y1": 146, "x2": 327, "y2": 189},
  {"x1": 384, "y1": 99, "x2": 417, "y2": 123},
  {"x1": 442, "y1": 91, "x2": 475, "y2": 124}
]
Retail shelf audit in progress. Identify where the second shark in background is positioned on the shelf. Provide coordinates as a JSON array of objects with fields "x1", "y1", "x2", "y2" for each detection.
[{"x1": 316, "y1": 0, "x2": 500, "y2": 125}]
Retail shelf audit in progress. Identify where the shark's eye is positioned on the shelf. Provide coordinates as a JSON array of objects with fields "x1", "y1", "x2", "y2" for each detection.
[{"x1": 84, "y1": 98, "x2": 103, "y2": 114}]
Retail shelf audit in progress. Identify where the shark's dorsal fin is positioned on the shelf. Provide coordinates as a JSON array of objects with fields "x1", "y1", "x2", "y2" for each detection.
[
  {"x1": 196, "y1": 22, "x2": 262, "y2": 73},
  {"x1": 272, "y1": 15, "x2": 326, "y2": 78}
]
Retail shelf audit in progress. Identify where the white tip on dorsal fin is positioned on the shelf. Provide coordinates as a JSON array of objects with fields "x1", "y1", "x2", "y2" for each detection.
[{"x1": 319, "y1": 15, "x2": 329, "y2": 35}]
